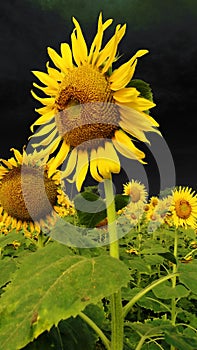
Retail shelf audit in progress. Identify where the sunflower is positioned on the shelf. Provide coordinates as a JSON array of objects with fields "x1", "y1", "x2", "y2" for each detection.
[
  {"x1": 0, "y1": 148, "x2": 75, "y2": 236},
  {"x1": 169, "y1": 186, "x2": 197, "y2": 229},
  {"x1": 123, "y1": 179, "x2": 147, "y2": 206},
  {"x1": 30, "y1": 13, "x2": 160, "y2": 191}
]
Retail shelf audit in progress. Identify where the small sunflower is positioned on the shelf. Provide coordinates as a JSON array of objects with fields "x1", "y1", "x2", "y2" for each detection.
[
  {"x1": 123, "y1": 179, "x2": 147, "y2": 206},
  {"x1": 30, "y1": 13, "x2": 160, "y2": 191},
  {"x1": 170, "y1": 186, "x2": 197, "y2": 229},
  {"x1": 0, "y1": 148, "x2": 75, "y2": 236}
]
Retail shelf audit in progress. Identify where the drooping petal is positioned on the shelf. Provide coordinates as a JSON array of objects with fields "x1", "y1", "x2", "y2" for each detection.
[
  {"x1": 112, "y1": 130, "x2": 146, "y2": 163},
  {"x1": 48, "y1": 141, "x2": 70, "y2": 178},
  {"x1": 97, "y1": 142, "x2": 120, "y2": 178},
  {"x1": 30, "y1": 111, "x2": 55, "y2": 132},
  {"x1": 75, "y1": 149, "x2": 89, "y2": 191},
  {"x1": 90, "y1": 148, "x2": 103, "y2": 182},
  {"x1": 119, "y1": 104, "x2": 160, "y2": 142},
  {"x1": 29, "y1": 120, "x2": 56, "y2": 139},
  {"x1": 62, "y1": 148, "x2": 78, "y2": 178}
]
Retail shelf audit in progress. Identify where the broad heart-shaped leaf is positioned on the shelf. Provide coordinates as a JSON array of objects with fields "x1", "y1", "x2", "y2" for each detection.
[
  {"x1": 0, "y1": 241, "x2": 130, "y2": 350},
  {"x1": 178, "y1": 260, "x2": 197, "y2": 294}
]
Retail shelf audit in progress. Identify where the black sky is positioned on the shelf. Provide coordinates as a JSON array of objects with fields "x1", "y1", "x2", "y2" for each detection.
[{"x1": 0, "y1": 0, "x2": 196, "y2": 195}]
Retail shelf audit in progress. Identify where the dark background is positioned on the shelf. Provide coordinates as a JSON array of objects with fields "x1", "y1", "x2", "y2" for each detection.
[{"x1": 0, "y1": 0, "x2": 196, "y2": 195}]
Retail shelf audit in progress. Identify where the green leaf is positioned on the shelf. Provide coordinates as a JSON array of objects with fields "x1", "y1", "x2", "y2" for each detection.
[
  {"x1": 74, "y1": 190, "x2": 130, "y2": 228},
  {"x1": 153, "y1": 282, "x2": 190, "y2": 299},
  {"x1": 165, "y1": 330, "x2": 197, "y2": 350},
  {"x1": 0, "y1": 258, "x2": 17, "y2": 288},
  {"x1": 0, "y1": 241, "x2": 130, "y2": 350},
  {"x1": 127, "y1": 257, "x2": 151, "y2": 274},
  {"x1": 22, "y1": 306, "x2": 103, "y2": 350},
  {"x1": 137, "y1": 291, "x2": 170, "y2": 313},
  {"x1": 157, "y1": 252, "x2": 177, "y2": 264},
  {"x1": 179, "y1": 260, "x2": 197, "y2": 294},
  {"x1": 127, "y1": 79, "x2": 153, "y2": 102}
]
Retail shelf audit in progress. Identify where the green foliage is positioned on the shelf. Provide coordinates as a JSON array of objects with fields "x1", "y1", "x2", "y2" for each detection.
[
  {"x1": 127, "y1": 79, "x2": 153, "y2": 102},
  {"x1": 74, "y1": 188, "x2": 129, "y2": 228},
  {"x1": 1, "y1": 187, "x2": 197, "y2": 350},
  {"x1": 0, "y1": 240, "x2": 130, "y2": 350}
]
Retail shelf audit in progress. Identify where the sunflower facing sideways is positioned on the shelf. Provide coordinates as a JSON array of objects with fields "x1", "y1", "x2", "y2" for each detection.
[
  {"x1": 0, "y1": 148, "x2": 75, "y2": 236},
  {"x1": 30, "y1": 13, "x2": 160, "y2": 191}
]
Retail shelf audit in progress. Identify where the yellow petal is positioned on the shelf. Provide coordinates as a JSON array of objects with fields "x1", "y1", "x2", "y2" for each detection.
[
  {"x1": 30, "y1": 111, "x2": 55, "y2": 132},
  {"x1": 48, "y1": 141, "x2": 70, "y2": 178},
  {"x1": 97, "y1": 142, "x2": 120, "y2": 178},
  {"x1": 7, "y1": 157, "x2": 17, "y2": 167},
  {"x1": 72, "y1": 17, "x2": 88, "y2": 64},
  {"x1": 35, "y1": 105, "x2": 53, "y2": 115},
  {"x1": 31, "y1": 90, "x2": 55, "y2": 106},
  {"x1": 75, "y1": 149, "x2": 89, "y2": 192},
  {"x1": 60, "y1": 43, "x2": 73, "y2": 69},
  {"x1": 102, "y1": 24, "x2": 126, "y2": 73},
  {"x1": 46, "y1": 62, "x2": 63, "y2": 81},
  {"x1": 33, "y1": 82, "x2": 58, "y2": 96},
  {"x1": 31, "y1": 129, "x2": 57, "y2": 147},
  {"x1": 90, "y1": 148, "x2": 103, "y2": 182},
  {"x1": 29, "y1": 120, "x2": 56, "y2": 139},
  {"x1": 113, "y1": 87, "x2": 140, "y2": 103},
  {"x1": 89, "y1": 14, "x2": 113, "y2": 65},
  {"x1": 109, "y1": 50, "x2": 148, "y2": 90},
  {"x1": 48, "y1": 47, "x2": 68, "y2": 73},
  {"x1": 32, "y1": 70, "x2": 59, "y2": 89},
  {"x1": 62, "y1": 148, "x2": 77, "y2": 178},
  {"x1": 10, "y1": 148, "x2": 23, "y2": 164},
  {"x1": 112, "y1": 130, "x2": 146, "y2": 163},
  {"x1": 0, "y1": 159, "x2": 13, "y2": 169},
  {"x1": 119, "y1": 104, "x2": 160, "y2": 141},
  {"x1": 124, "y1": 97, "x2": 156, "y2": 112}
]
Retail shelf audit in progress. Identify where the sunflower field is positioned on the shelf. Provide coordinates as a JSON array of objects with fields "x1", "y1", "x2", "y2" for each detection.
[{"x1": 0, "y1": 11, "x2": 197, "y2": 350}]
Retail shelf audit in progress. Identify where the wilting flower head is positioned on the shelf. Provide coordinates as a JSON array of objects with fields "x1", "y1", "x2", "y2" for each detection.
[
  {"x1": 0, "y1": 148, "x2": 75, "y2": 236},
  {"x1": 30, "y1": 13, "x2": 160, "y2": 191},
  {"x1": 169, "y1": 186, "x2": 197, "y2": 229}
]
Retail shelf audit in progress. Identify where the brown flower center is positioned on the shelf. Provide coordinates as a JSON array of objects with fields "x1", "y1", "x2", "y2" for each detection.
[
  {"x1": 55, "y1": 64, "x2": 120, "y2": 148},
  {"x1": 175, "y1": 199, "x2": 192, "y2": 219},
  {"x1": 0, "y1": 166, "x2": 58, "y2": 221},
  {"x1": 130, "y1": 188, "x2": 141, "y2": 203}
]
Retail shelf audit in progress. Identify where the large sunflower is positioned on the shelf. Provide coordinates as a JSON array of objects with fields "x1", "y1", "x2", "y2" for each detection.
[
  {"x1": 170, "y1": 186, "x2": 197, "y2": 229},
  {"x1": 0, "y1": 148, "x2": 75, "y2": 236},
  {"x1": 30, "y1": 13, "x2": 160, "y2": 191}
]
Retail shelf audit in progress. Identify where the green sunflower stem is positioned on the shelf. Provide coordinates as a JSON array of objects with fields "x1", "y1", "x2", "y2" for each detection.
[
  {"x1": 104, "y1": 178, "x2": 123, "y2": 350},
  {"x1": 170, "y1": 228, "x2": 178, "y2": 350}
]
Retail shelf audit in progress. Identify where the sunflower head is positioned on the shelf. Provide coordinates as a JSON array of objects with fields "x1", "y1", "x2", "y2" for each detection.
[
  {"x1": 30, "y1": 13, "x2": 160, "y2": 192},
  {"x1": 0, "y1": 148, "x2": 75, "y2": 236},
  {"x1": 170, "y1": 186, "x2": 197, "y2": 229}
]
